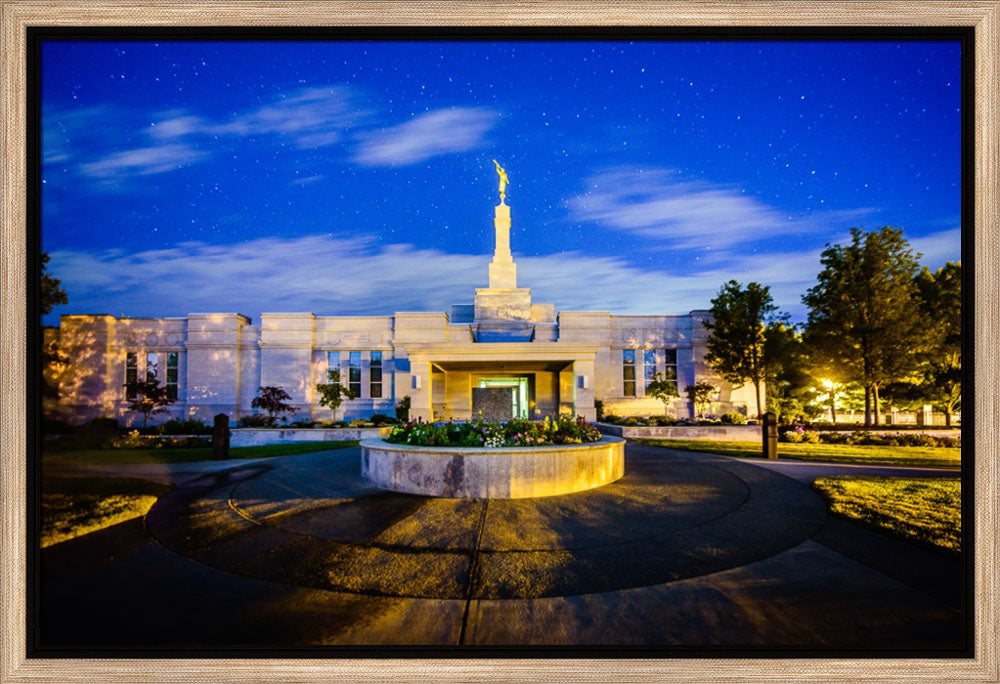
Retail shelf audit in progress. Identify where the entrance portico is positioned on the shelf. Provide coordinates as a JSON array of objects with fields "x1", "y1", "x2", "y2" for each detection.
[{"x1": 403, "y1": 344, "x2": 598, "y2": 422}]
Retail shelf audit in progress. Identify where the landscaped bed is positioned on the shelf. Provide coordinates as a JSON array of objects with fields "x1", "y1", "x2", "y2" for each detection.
[
  {"x1": 42, "y1": 440, "x2": 359, "y2": 467},
  {"x1": 810, "y1": 476, "x2": 961, "y2": 555},
  {"x1": 638, "y1": 439, "x2": 961, "y2": 469},
  {"x1": 385, "y1": 415, "x2": 603, "y2": 447},
  {"x1": 41, "y1": 476, "x2": 172, "y2": 547}
]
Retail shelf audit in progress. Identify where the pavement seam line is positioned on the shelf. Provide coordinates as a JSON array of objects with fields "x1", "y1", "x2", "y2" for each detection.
[{"x1": 458, "y1": 498, "x2": 490, "y2": 645}]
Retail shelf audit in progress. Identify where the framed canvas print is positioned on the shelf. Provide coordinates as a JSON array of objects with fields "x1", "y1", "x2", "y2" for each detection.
[{"x1": 2, "y1": 2, "x2": 997, "y2": 682}]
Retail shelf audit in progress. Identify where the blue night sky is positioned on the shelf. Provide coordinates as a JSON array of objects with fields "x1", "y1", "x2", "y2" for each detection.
[{"x1": 41, "y1": 39, "x2": 961, "y2": 326}]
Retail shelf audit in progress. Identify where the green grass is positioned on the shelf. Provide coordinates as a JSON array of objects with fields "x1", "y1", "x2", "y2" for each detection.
[
  {"x1": 41, "y1": 476, "x2": 172, "y2": 547},
  {"x1": 811, "y1": 476, "x2": 961, "y2": 555},
  {"x1": 42, "y1": 440, "x2": 360, "y2": 466},
  {"x1": 637, "y1": 439, "x2": 960, "y2": 468}
]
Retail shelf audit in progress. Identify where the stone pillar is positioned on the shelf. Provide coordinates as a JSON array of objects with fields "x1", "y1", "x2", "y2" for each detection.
[
  {"x1": 409, "y1": 359, "x2": 432, "y2": 423},
  {"x1": 572, "y1": 358, "x2": 597, "y2": 422}
]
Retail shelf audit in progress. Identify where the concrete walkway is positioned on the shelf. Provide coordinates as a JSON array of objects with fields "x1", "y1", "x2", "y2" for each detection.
[{"x1": 39, "y1": 443, "x2": 964, "y2": 650}]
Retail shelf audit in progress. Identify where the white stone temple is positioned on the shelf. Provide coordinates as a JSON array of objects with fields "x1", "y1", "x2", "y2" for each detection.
[{"x1": 44, "y1": 167, "x2": 757, "y2": 426}]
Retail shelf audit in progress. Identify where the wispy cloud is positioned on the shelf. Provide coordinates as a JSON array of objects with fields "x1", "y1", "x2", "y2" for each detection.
[
  {"x1": 68, "y1": 86, "x2": 364, "y2": 183},
  {"x1": 908, "y1": 226, "x2": 961, "y2": 267},
  {"x1": 354, "y1": 108, "x2": 498, "y2": 166},
  {"x1": 40, "y1": 233, "x2": 824, "y2": 324},
  {"x1": 566, "y1": 167, "x2": 874, "y2": 250},
  {"x1": 79, "y1": 143, "x2": 208, "y2": 179},
  {"x1": 42, "y1": 105, "x2": 114, "y2": 164}
]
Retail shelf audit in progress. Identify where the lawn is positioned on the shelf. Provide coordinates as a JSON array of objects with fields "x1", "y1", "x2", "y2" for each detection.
[
  {"x1": 41, "y1": 476, "x2": 172, "y2": 547},
  {"x1": 42, "y1": 440, "x2": 360, "y2": 466},
  {"x1": 637, "y1": 439, "x2": 961, "y2": 468},
  {"x1": 811, "y1": 476, "x2": 961, "y2": 555}
]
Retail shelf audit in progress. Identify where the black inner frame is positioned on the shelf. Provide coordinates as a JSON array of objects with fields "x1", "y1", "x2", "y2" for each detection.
[{"x1": 23, "y1": 24, "x2": 977, "y2": 660}]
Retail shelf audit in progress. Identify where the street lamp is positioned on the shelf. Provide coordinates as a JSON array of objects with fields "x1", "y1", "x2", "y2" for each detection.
[{"x1": 820, "y1": 379, "x2": 838, "y2": 424}]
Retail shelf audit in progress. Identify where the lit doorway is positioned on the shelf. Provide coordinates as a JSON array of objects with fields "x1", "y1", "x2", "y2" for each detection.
[{"x1": 478, "y1": 377, "x2": 529, "y2": 419}]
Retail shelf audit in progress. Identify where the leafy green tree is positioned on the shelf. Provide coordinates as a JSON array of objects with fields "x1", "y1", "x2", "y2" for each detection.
[
  {"x1": 685, "y1": 381, "x2": 717, "y2": 419},
  {"x1": 251, "y1": 386, "x2": 299, "y2": 425},
  {"x1": 703, "y1": 280, "x2": 780, "y2": 418},
  {"x1": 802, "y1": 227, "x2": 925, "y2": 426},
  {"x1": 761, "y1": 322, "x2": 817, "y2": 424},
  {"x1": 124, "y1": 379, "x2": 175, "y2": 428},
  {"x1": 913, "y1": 262, "x2": 962, "y2": 424},
  {"x1": 645, "y1": 371, "x2": 679, "y2": 416},
  {"x1": 315, "y1": 369, "x2": 359, "y2": 420}
]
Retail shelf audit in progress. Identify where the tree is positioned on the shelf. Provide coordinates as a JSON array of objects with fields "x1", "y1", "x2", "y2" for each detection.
[
  {"x1": 41, "y1": 251, "x2": 69, "y2": 400},
  {"x1": 685, "y1": 381, "x2": 717, "y2": 419},
  {"x1": 251, "y1": 386, "x2": 299, "y2": 425},
  {"x1": 703, "y1": 280, "x2": 780, "y2": 418},
  {"x1": 645, "y1": 371, "x2": 679, "y2": 416},
  {"x1": 314, "y1": 369, "x2": 359, "y2": 420},
  {"x1": 913, "y1": 262, "x2": 962, "y2": 425},
  {"x1": 124, "y1": 379, "x2": 175, "y2": 428},
  {"x1": 761, "y1": 322, "x2": 817, "y2": 424},
  {"x1": 802, "y1": 227, "x2": 925, "y2": 426},
  {"x1": 41, "y1": 251, "x2": 68, "y2": 315}
]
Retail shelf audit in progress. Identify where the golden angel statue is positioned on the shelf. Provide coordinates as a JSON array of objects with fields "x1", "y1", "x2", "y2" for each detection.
[{"x1": 493, "y1": 159, "x2": 509, "y2": 202}]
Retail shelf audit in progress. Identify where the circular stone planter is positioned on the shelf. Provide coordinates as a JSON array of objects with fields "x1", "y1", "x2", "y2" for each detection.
[{"x1": 359, "y1": 436, "x2": 626, "y2": 499}]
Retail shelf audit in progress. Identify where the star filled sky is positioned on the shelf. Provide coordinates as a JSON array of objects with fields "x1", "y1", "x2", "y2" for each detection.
[{"x1": 41, "y1": 39, "x2": 962, "y2": 326}]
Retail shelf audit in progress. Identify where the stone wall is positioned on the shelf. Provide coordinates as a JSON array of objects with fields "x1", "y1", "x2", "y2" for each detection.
[
  {"x1": 230, "y1": 427, "x2": 390, "y2": 447},
  {"x1": 596, "y1": 423, "x2": 761, "y2": 442}
]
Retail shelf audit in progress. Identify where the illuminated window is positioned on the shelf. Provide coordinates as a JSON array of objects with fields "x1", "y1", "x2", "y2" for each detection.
[
  {"x1": 370, "y1": 351, "x2": 382, "y2": 399},
  {"x1": 166, "y1": 352, "x2": 178, "y2": 400},
  {"x1": 644, "y1": 349, "x2": 657, "y2": 391},
  {"x1": 349, "y1": 351, "x2": 361, "y2": 396},
  {"x1": 664, "y1": 349, "x2": 678, "y2": 396},
  {"x1": 146, "y1": 352, "x2": 159, "y2": 384},
  {"x1": 623, "y1": 349, "x2": 636, "y2": 397},
  {"x1": 125, "y1": 352, "x2": 138, "y2": 399}
]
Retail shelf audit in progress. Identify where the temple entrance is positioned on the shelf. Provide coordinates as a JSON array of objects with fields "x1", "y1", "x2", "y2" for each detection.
[{"x1": 477, "y1": 377, "x2": 529, "y2": 419}]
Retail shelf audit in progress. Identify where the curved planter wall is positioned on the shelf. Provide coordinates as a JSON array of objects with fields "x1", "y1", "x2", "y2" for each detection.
[{"x1": 360, "y1": 436, "x2": 626, "y2": 499}]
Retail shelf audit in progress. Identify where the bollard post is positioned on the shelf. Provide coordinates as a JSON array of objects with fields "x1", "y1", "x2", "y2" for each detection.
[
  {"x1": 213, "y1": 413, "x2": 230, "y2": 460},
  {"x1": 762, "y1": 412, "x2": 778, "y2": 460}
]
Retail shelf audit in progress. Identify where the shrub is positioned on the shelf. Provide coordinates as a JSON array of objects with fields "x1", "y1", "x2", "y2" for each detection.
[
  {"x1": 77, "y1": 417, "x2": 121, "y2": 435},
  {"x1": 395, "y1": 395, "x2": 411, "y2": 422},
  {"x1": 369, "y1": 413, "x2": 397, "y2": 426},
  {"x1": 157, "y1": 418, "x2": 211, "y2": 435},
  {"x1": 289, "y1": 420, "x2": 316, "y2": 428},
  {"x1": 237, "y1": 414, "x2": 273, "y2": 428},
  {"x1": 801, "y1": 431, "x2": 821, "y2": 444},
  {"x1": 720, "y1": 412, "x2": 746, "y2": 425}
]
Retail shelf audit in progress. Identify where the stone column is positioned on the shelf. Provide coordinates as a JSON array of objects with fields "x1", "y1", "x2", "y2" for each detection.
[
  {"x1": 409, "y1": 359, "x2": 433, "y2": 422},
  {"x1": 572, "y1": 358, "x2": 597, "y2": 422}
]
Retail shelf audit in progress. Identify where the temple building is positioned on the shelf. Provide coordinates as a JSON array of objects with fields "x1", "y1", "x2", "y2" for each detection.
[{"x1": 44, "y1": 167, "x2": 757, "y2": 426}]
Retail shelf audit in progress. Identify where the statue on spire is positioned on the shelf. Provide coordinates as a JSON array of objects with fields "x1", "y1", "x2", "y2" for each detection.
[{"x1": 493, "y1": 159, "x2": 509, "y2": 203}]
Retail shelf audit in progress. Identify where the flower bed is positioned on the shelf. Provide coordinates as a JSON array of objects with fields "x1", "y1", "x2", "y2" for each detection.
[{"x1": 385, "y1": 415, "x2": 602, "y2": 448}]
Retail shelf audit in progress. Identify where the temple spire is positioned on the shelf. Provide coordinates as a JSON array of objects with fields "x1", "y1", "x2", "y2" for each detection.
[{"x1": 488, "y1": 160, "x2": 516, "y2": 289}]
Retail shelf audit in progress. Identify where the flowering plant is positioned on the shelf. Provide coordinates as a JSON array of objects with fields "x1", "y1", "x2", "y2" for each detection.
[{"x1": 385, "y1": 415, "x2": 602, "y2": 447}]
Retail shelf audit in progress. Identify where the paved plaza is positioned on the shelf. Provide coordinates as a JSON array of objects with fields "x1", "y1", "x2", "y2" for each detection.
[{"x1": 39, "y1": 443, "x2": 963, "y2": 649}]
